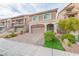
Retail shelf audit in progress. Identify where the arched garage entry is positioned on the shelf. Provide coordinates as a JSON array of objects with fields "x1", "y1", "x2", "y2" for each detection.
[
  {"x1": 31, "y1": 24, "x2": 45, "y2": 33},
  {"x1": 47, "y1": 24, "x2": 54, "y2": 31}
]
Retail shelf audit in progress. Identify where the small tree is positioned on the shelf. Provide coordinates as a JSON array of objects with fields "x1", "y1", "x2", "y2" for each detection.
[{"x1": 58, "y1": 17, "x2": 79, "y2": 33}]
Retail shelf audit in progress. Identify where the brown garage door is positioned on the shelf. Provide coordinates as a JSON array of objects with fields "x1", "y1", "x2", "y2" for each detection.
[{"x1": 31, "y1": 24, "x2": 44, "y2": 33}]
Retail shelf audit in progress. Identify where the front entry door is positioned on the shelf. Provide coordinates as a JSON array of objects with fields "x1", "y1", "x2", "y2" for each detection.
[{"x1": 47, "y1": 24, "x2": 54, "y2": 31}]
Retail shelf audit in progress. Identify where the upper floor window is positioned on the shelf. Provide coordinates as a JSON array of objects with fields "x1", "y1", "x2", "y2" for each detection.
[
  {"x1": 43, "y1": 13, "x2": 51, "y2": 20},
  {"x1": 32, "y1": 16, "x2": 39, "y2": 21}
]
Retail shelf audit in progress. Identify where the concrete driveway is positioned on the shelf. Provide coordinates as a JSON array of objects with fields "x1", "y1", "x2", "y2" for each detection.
[{"x1": 7, "y1": 33, "x2": 44, "y2": 46}]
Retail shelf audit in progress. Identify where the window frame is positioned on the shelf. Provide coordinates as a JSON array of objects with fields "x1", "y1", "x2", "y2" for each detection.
[
  {"x1": 32, "y1": 15, "x2": 39, "y2": 22},
  {"x1": 43, "y1": 12, "x2": 51, "y2": 21}
]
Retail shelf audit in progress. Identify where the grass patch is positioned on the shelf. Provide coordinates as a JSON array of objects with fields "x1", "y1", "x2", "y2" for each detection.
[
  {"x1": 44, "y1": 31, "x2": 65, "y2": 51},
  {"x1": 44, "y1": 39, "x2": 65, "y2": 51}
]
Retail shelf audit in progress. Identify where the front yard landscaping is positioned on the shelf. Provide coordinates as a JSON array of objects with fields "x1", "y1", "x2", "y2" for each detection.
[
  {"x1": 44, "y1": 31, "x2": 65, "y2": 51},
  {"x1": 4, "y1": 32, "x2": 17, "y2": 38},
  {"x1": 44, "y1": 17, "x2": 79, "y2": 51},
  {"x1": 61, "y1": 33, "x2": 76, "y2": 46}
]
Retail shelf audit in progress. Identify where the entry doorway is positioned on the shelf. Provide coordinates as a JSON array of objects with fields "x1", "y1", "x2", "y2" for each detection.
[{"x1": 47, "y1": 24, "x2": 54, "y2": 31}]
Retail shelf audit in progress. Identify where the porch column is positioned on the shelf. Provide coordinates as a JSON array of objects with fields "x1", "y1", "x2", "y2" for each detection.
[
  {"x1": 54, "y1": 23, "x2": 57, "y2": 33},
  {"x1": 23, "y1": 17, "x2": 27, "y2": 32},
  {"x1": 44, "y1": 24, "x2": 47, "y2": 32},
  {"x1": 29, "y1": 24, "x2": 31, "y2": 33}
]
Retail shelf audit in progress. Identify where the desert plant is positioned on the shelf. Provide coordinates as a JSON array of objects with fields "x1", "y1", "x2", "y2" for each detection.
[
  {"x1": 9, "y1": 32, "x2": 17, "y2": 37},
  {"x1": 67, "y1": 41, "x2": 72, "y2": 47},
  {"x1": 4, "y1": 32, "x2": 17, "y2": 38},
  {"x1": 61, "y1": 33, "x2": 76, "y2": 44}
]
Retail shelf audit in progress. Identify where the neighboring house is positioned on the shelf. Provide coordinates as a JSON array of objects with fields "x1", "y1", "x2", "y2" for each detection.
[
  {"x1": 0, "y1": 8, "x2": 58, "y2": 34},
  {"x1": 0, "y1": 19, "x2": 6, "y2": 31},
  {"x1": 0, "y1": 19, "x2": 12, "y2": 32},
  {"x1": 57, "y1": 3, "x2": 79, "y2": 34},
  {"x1": 0, "y1": 15, "x2": 30, "y2": 34},
  {"x1": 58, "y1": 3, "x2": 79, "y2": 19}
]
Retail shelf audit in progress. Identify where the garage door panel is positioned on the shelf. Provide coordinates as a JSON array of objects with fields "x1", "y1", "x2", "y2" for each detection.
[
  {"x1": 32, "y1": 28, "x2": 44, "y2": 33},
  {"x1": 31, "y1": 25, "x2": 44, "y2": 33}
]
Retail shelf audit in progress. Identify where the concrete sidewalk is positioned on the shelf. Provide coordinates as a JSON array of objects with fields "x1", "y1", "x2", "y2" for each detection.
[
  {"x1": 0, "y1": 38, "x2": 78, "y2": 56},
  {"x1": 0, "y1": 38, "x2": 52, "y2": 56}
]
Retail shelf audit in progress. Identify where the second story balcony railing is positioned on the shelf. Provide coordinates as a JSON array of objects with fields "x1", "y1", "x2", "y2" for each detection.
[
  {"x1": 12, "y1": 22, "x2": 24, "y2": 27},
  {"x1": 29, "y1": 19, "x2": 57, "y2": 25}
]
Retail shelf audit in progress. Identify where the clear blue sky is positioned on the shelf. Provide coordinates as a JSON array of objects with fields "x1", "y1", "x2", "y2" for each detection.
[{"x1": 0, "y1": 3, "x2": 68, "y2": 19}]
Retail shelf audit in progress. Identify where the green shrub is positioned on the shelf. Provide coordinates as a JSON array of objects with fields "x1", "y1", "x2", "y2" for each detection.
[
  {"x1": 9, "y1": 32, "x2": 17, "y2": 37},
  {"x1": 44, "y1": 31, "x2": 65, "y2": 51},
  {"x1": 61, "y1": 33, "x2": 76, "y2": 44},
  {"x1": 67, "y1": 41, "x2": 72, "y2": 47},
  {"x1": 44, "y1": 31, "x2": 56, "y2": 42},
  {"x1": 4, "y1": 32, "x2": 17, "y2": 38}
]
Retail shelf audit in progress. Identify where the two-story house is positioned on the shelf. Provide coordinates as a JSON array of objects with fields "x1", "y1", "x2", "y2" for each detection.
[{"x1": 28, "y1": 8, "x2": 58, "y2": 33}]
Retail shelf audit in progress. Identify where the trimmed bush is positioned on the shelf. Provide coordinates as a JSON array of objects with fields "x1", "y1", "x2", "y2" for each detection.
[
  {"x1": 61, "y1": 33, "x2": 76, "y2": 44},
  {"x1": 44, "y1": 31, "x2": 56, "y2": 42}
]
